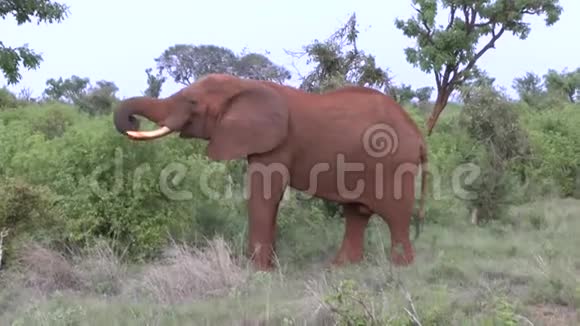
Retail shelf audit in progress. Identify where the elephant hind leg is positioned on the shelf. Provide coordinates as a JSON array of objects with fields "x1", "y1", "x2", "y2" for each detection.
[
  {"x1": 375, "y1": 196, "x2": 416, "y2": 267},
  {"x1": 332, "y1": 203, "x2": 373, "y2": 266}
]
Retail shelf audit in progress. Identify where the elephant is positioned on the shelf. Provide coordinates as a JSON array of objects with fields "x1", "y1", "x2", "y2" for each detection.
[{"x1": 113, "y1": 73, "x2": 429, "y2": 271}]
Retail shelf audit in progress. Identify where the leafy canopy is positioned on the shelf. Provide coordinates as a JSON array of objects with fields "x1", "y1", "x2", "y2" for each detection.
[
  {"x1": 42, "y1": 75, "x2": 119, "y2": 116},
  {"x1": 143, "y1": 67, "x2": 167, "y2": 98},
  {"x1": 512, "y1": 68, "x2": 580, "y2": 106},
  {"x1": 395, "y1": 0, "x2": 563, "y2": 135},
  {"x1": 154, "y1": 44, "x2": 291, "y2": 86},
  {"x1": 544, "y1": 67, "x2": 580, "y2": 103},
  {"x1": 0, "y1": 0, "x2": 69, "y2": 84},
  {"x1": 291, "y1": 13, "x2": 389, "y2": 93}
]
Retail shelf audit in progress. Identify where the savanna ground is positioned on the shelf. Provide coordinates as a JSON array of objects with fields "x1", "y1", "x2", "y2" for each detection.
[{"x1": 0, "y1": 198, "x2": 578, "y2": 325}]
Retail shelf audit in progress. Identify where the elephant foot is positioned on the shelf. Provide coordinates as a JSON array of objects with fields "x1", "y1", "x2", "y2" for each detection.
[
  {"x1": 331, "y1": 248, "x2": 364, "y2": 267},
  {"x1": 252, "y1": 261, "x2": 275, "y2": 272},
  {"x1": 390, "y1": 241, "x2": 415, "y2": 266},
  {"x1": 248, "y1": 243, "x2": 277, "y2": 272}
]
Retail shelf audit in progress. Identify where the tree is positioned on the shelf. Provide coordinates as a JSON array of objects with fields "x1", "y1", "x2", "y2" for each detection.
[
  {"x1": 512, "y1": 72, "x2": 544, "y2": 104},
  {"x1": 77, "y1": 80, "x2": 119, "y2": 116},
  {"x1": 155, "y1": 44, "x2": 238, "y2": 85},
  {"x1": 290, "y1": 13, "x2": 389, "y2": 93},
  {"x1": 543, "y1": 67, "x2": 580, "y2": 103},
  {"x1": 385, "y1": 83, "x2": 424, "y2": 105},
  {"x1": 42, "y1": 75, "x2": 118, "y2": 115},
  {"x1": 43, "y1": 75, "x2": 90, "y2": 104},
  {"x1": 234, "y1": 52, "x2": 291, "y2": 84},
  {"x1": 154, "y1": 44, "x2": 291, "y2": 85},
  {"x1": 458, "y1": 82, "x2": 531, "y2": 225},
  {"x1": 0, "y1": 87, "x2": 17, "y2": 109},
  {"x1": 143, "y1": 67, "x2": 166, "y2": 98},
  {"x1": 415, "y1": 86, "x2": 434, "y2": 103},
  {"x1": 395, "y1": 0, "x2": 563, "y2": 135},
  {"x1": 457, "y1": 68, "x2": 497, "y2": 102},
  {"x1": 0, "y1": 0, "x2": 69, "y2": 84}
]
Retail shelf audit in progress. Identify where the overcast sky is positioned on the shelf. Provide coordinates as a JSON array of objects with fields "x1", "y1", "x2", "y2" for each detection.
[{"x1": 2, "y1": 0, "x2": 578, "y2": 99}]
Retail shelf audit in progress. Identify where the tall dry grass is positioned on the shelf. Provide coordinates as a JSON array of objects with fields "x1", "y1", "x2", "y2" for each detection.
[{"x1": 137, "y1": 237, "x2": 251, "y2": 304}]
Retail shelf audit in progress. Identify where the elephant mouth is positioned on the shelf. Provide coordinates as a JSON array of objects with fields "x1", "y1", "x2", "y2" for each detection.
[{"x1": 126, "y1": 126, "x2": 173, "y2": 140}]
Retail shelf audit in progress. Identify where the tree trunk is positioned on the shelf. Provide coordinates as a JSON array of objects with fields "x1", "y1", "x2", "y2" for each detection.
[{"x1": 426, "y1": 90, "x2": 450, "y2": 136}]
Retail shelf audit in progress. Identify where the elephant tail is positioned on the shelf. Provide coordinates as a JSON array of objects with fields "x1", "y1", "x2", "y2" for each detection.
[{"x1": 414, "y1": 142, "x2": 429, "y2": 240}]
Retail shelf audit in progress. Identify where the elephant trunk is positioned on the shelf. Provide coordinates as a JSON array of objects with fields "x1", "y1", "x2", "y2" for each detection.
[
  {"x1": 113, "y1": 102, "x2": 138, "y2": 135},
  {"x1": 113, "y1": 96, "x2": 190, "y2": 140}
]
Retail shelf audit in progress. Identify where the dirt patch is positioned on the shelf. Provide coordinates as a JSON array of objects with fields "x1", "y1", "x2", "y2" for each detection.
[{"x1": 528, "y1": 304, "x2": 578, "y2": 326}]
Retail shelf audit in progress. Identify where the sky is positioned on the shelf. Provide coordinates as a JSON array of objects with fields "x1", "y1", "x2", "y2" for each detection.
[{"x1": 2, "y1": 0, "x2": 579, "y2": 100}]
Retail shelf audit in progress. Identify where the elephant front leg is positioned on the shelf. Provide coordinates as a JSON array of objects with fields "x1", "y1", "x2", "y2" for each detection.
[{"x1": 245, "y1": 161, "x2": 288, "y2": 271}]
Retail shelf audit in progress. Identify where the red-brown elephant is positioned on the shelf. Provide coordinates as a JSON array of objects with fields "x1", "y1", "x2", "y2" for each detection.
[{"x1": 113, "y1": 73, "x2": 429, "y2": 271}]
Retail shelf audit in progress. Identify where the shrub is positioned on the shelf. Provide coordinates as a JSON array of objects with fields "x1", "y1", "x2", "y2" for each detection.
[
  {"x1": 1, "y1": 93, "x2": 579, "y2": 265},
  {"x1": 0, "y1": 177, "x2": 64, "y2": 267},
  {"x1": 458, "y1": 85, "x2": 532, "y2": 224},
  {"x1": 525, "y1": 104, "x2": 580, "y2": 198},
  {"x1": 0, "y1": 88, "x2": 18, "y2": 109}
]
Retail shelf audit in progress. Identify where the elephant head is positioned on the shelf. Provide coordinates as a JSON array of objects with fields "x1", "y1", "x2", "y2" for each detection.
[{"x1": 113, "y1": 74, "x2": 289, "y2": 160}]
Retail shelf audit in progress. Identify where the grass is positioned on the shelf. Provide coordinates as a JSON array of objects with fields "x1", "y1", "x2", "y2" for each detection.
[{"x1": 1, "y1": 198, "x2": 579, "y2": 325}]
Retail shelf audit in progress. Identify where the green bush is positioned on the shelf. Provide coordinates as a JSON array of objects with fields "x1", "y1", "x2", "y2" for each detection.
[
  {"x1": 0, "y1": 96, "x2": 579, "y2": 264},
  {"x1": 525, "y1": 104, "x2": 580, "y2": 197},
  {"x1": 0, "y1": 106, "x2": 248, "y2": 260},
  {"x1": 458, "y1": 85, "x2": 532, "y2": 223},
  {"x1": 0, "y1": 177, "x2": 64, "y2": 266},
  {"x1": 0, "y1": 88, "x2": 18, "y2": 109}
]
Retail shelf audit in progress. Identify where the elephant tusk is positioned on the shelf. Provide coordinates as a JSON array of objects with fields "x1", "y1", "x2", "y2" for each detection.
[{"x1": 126, "y1": 126, "x2": 173, "y2": 140}]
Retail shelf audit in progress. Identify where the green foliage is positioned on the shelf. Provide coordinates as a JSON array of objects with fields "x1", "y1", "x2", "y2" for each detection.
[
  {"x1": 513, "y1": 71, "x2": 544, "y2": 105},
  {"x1": 76, "y1": 80, "x2": 119, "y2": 116},
  {"x1": 155, "y1": 44, "x2": 237, "y2": 85},
  {"x1": 0, "y1": 177, "x2": 61, "y2": 238},
  {"x1": 324, "y1": 279, "x2": 383, "y2": 325},
  {"x1": 43, "y1": 75, "x2": 90, "y2": 103},
  {"x1": 0, "y1": 177, "x2": 64, "y2": 266},
  {"x1": 414, "y1": 86, "x2": 433, "y2": 102},
  {"x1": 525, "y1": 104, "x2": 580, "y2": 197},
  {"x1": 293, "y1": 13, "x2": 389, "y2": 93},
  {"x1": 42, "y1": 75, "x2": 119, "y2": 116},
  {"x1": 458, "y1": 84, "x2": 532, "y2": 223},
  {"x1": 0, "y1": 85, "x2": 579, "y2": 264},
  {"x1": 143, "y1": 68, "x2": 166, "y2": 98},
  {"x1": 512, "y1": 68, "x2": 579, "y2": 110},
  {"x1": 395, "y1": 0, "x2": 562, "y2": 82},
  {"x1": 0, "y1": 0, "x2": 69, "y2": 84},
  {"x1": 385, "y1": 84, "x2": 435, "y2": 107},
  {"x1": 395, "y1": 0, "x2": 563, "y2": 133},
  {"x1": 154, "y1": 44, "x2": 291, "y2": 85},
  {"x1": 0, "y1": 87, "x2": 18, "y2": 109},
  {"x1": 234, "y1": 52, "x2": 292, "y2": 84},
  {"x1": 544, "y1": 67, "x2": 580, "y2": 103}
]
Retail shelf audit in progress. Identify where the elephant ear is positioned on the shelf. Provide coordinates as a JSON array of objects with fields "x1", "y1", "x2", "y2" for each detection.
[{"x1": 206, "y1": 85, "x2": 289, "y2": 161}]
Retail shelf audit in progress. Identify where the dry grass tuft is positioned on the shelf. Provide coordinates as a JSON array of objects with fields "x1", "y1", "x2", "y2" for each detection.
[
  {"x1": 15, "y1": 242, "x2": 83, "y2": 293},
  {"x1": 139, "y1": 237, "x2": 250, "y2": 304},
  {"x1": 74, "y1": 241, "x2": 127, "y2": 295},
  {"x1": 12, "y1": 241, "x2": 127, "y2": 296}
]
